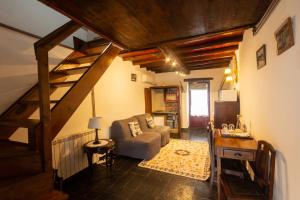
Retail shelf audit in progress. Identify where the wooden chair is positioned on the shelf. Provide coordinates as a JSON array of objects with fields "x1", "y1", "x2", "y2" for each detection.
[
  {"x1": 220, "y1": 140, "x2": 276, "y2": 200},
  {"x1": 207, "y1": 122, "x2": 247, "y2": 186}
]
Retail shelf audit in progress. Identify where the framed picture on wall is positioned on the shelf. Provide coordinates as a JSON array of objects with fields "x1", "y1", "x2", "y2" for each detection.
[
  {"x1": 131, "y1": 73, "x2": 137, "y2": 82},
  {"x1": 256, "y1": 44, "x2": 266, "y2": 69},
  {"x1": 275, "y1": 17, "x2": 295, "y2": 55}
]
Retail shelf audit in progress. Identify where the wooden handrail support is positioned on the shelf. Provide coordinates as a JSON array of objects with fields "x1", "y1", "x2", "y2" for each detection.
[{"x1": 34, "y1": 20, "x2": 81, "y2": 171}]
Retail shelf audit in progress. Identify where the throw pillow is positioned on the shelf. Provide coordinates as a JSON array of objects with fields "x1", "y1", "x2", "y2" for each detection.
[
  {"x1": 146, "y1": 117, "x2": 155, "y2": 128},
  {"x1": 128, "y1": 121, "x2": 143, "y2": 137}
]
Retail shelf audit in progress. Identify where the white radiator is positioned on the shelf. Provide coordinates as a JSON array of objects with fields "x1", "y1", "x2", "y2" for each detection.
[{"x1": 52, "y1": 130, "x2": 101, "y2": 180}]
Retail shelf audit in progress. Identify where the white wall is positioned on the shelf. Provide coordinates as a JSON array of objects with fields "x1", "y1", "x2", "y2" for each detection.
[
  {"x1": 237, "y1": 0, "x2": 300, "y2": 199},
  {"x1": 57, "y1": 57, "x2": 155, "y2": 139},
  {"x1": 0, "y1": 0, "x2": 88, "y2": 47},
  {"x1": 155, "y1": 68, "x2": 224, "y2": 128}
]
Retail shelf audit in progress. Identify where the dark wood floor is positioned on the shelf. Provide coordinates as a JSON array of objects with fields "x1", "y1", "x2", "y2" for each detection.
[{"x1": 63, "y1": 129, "x2": 216, "y2": 200}]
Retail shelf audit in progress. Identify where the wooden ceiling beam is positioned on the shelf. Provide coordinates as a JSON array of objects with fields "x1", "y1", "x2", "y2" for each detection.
[
  {"x1": 119, "y1": 48, "x2": 160, "y2": 58},
  {"x1": 181, "y1": 46, "x2": 238, "y2": 60},
  {"x1": 187, "y1": 61, "x2": 230, "y2": 69},
  {"x1": 159, "y1": 45, "x2": 190, "y2": 74},
  {"x1": 189, "y1": 64, "x2": 228, "y2": 71},
  {"x1": 165, "y1": 27, "x2": 246, "y2": 48},
  {"x1": 175, "y1": 36, "x2": 242, "y2": 54},
  {"x1": 122, "y1": 53, "x2": 163, "y2": 61},
  {"x1": 184, "y1": 53, "x2": 235, "y2": 63},
  {"x1": 185, "y1": 58, "x2": 232, "y2": 67},
  {"x1": 133, "y1": 58, "x2": 164, "y2": 65}
]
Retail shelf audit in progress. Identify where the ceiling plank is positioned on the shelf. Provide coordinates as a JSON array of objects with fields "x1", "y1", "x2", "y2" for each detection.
[{"x1": 175, "y1": 36, "x2": 242, "y2": 55}]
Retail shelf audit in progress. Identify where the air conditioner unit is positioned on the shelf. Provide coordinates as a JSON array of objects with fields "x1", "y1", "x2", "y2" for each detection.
[
  {"x1": 142, "y1": 74, "x2": 155, "y2": 84},
  {"x1": 219, "y1": 90, "x2": 237, "y2": 101}
]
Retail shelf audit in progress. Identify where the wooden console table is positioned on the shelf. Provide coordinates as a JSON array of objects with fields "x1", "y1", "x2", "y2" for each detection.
[{"x1": 214, "y1": 130, "x2": 257, "y2": 200}]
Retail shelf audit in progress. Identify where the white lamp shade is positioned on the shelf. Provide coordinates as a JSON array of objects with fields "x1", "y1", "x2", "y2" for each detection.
[{"x1": 88, "y1": 117, "x2": 101, "y2": 129}]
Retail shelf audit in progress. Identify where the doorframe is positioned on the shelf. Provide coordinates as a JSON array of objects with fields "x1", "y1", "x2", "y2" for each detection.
[{"x1": 187, "y1": 79, "x2": 211, "y2": 128}]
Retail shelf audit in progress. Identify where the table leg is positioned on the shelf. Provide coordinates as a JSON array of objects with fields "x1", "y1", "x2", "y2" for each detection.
[
  {"x1": 87, "y1": 151, "x2": 94, "y2": 175},
  {"x1": 217, "y1": 155, "x2": 221, "y2": 200}
]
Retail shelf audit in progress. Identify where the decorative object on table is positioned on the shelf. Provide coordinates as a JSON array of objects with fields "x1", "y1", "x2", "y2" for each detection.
[
  {"x1": 275, "y1": 17, "x2": 295, "y2": 55},
  {"x1": 131, "y1": 73, "x2": 137, "y2": 81},
  {"x1": 228, "y1": 124, "x2": 235, "y2": 130},
  {"x1": 139, "y1": 139, "x2": 210, "y2": 181},
  {"x1": 221, "y1": 128, "x2": 252, "y2": 139},
  {"x1": 88, "y1": 117, "x2": 102, "y2": 144},
  {"x1": 236, "y1": 115, "x2": 242, "y2": 129},
  {"x1": 256, "y1": 44, "x2": 266, "y2": 69},
  {"x1": 221, "y1": 123, "x2": 228, "y2": 130}
]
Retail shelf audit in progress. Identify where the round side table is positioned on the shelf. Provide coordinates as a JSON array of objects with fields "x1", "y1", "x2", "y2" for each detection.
[{"x1": 84, "y1": 139, "x2": 115, "y2": 174}]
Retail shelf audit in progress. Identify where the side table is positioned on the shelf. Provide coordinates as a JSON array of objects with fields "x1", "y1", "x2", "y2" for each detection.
[{"x1": 84, "y1": 139, "x2": 115, "y2": 174}]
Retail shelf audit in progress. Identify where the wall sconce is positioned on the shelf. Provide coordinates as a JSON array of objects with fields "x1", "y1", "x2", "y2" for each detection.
[
  {"x1": 225, "y1": 75, "x2": 233, "y2": 82},
  {"x1": 224, "y1": 68, "x2": 231, "y2": 75}
]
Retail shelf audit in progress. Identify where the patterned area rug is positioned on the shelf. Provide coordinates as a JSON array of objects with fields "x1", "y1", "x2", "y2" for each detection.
[{"x1": 138, "y1": 139, "x2": 210, "y2": 181}]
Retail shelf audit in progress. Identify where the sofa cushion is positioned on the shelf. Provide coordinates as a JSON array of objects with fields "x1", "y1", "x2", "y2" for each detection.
[
  {"x1": 111, "y1": 117, "x2": 139, "y2": 142},
  {"x1": 135, "y1": 113, "x2": 153, "y2": 132},
  {"x1": 146, "y1": 117, "x2": 155, "y2": 128},
  {"x1": 128, "y1": 121, "x2": 143, "y2": 137}
]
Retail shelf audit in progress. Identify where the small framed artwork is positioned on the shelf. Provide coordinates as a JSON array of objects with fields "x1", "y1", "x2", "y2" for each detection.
[
  {"x1": 275, "y1": 17, "x2": 295, "y2": 55},
  {"x1": 256, "y1": 44, "x2": 266, "y2": 69},
  {"x1": 131, "y1": 73, "x2": 137, "y2": 82}
]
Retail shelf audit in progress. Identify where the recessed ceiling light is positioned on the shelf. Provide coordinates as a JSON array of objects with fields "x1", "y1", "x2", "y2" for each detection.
[
  {"x1": 165, "y1": 57, "x2": 171, "y2": 62},
  {"x1": 172, "y1": 61, "x2": 177, "y2": 66}
]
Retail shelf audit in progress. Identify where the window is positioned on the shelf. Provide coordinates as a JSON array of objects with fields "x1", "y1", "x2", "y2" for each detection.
[{"x1": 190, "y1": 89, "x2": 209, "y2": 116}]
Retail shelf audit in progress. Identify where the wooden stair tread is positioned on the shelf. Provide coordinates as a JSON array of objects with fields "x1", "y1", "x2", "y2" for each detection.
[
  {"x1": 0, "y1": 119, "x2": 39, "y2": 128},
  {"x1": 50, "y1": 80, "x2": 77, "y2": 87},
  {"x1": 53, "y1": 65, "x2": 90, "y2": 75},
  {"x1": 64, "y1": 54, "x2": 99, "y2": 64}
]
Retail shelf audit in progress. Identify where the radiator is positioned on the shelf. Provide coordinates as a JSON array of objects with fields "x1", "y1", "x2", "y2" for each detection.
[{"x1": 52, "y1": 130, "x2": 101, "y2": 180}]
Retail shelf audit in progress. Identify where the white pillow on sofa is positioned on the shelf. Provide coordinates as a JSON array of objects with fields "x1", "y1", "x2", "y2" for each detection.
[{"x1": 128, "y1": 121, "x2": 143, "y2": 137}]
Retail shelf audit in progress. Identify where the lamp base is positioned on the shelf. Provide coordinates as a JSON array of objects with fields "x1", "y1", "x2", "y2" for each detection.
[
  {"x1": 93, "y1": 129, "x2": 100, "y2": 144},
  {"x1": 93, "y1": 140, "x2": 101, "y2": 145}
]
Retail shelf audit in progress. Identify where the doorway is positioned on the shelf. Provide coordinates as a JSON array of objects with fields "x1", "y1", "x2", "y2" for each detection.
[{"x1": 189, "y1": 81, "x2": 210, "y2": 128}]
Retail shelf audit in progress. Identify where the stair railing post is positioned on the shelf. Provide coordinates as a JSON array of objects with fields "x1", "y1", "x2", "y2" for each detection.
[
  {"x1": 36, "y1": 47, "x2": 52, "y2": 171},
  {"x1": 34, "y1": 20, "x2": 81, "y2": 172}
]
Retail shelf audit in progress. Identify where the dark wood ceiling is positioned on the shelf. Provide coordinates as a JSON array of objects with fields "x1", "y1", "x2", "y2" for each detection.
[{"x1": 39, "y1": 0, "x2": 274, "y2": 73}]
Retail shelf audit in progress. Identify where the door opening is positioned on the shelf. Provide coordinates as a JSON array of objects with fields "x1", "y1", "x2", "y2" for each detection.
[{"x1": 189, "y1": 81, "x2": 210, "y2": 128}]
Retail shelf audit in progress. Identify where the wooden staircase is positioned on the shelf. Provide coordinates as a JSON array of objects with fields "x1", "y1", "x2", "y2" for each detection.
[{"x1": 0, "y1": 20, "x2": 120, "y2": 199}]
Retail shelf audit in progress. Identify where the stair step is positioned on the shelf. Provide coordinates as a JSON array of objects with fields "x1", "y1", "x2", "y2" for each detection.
[
  {"x1": 53, "y1": 66, "x2": 90, "y2": 75},
  {"x1": 50, "y1": 80, "x2": 77, "y2": 87},
  {"x1": 0, "y1": 119, "x2": 39, "y2": 128},
  {"x1": 64, "y1": 54, "x2": 99, "y2": 64}
]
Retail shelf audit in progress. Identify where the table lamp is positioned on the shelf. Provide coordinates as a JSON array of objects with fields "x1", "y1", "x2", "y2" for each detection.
[{"x1": 88, "y1": 117, "x2": 102, "y2": 144}]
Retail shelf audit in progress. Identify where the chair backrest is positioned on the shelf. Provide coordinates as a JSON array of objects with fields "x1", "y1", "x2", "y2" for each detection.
[
  {"x1": 207, "y1": 121, "x2": 215, "y2": 185},
  {"x1": 254, "y1": 140, "x2": 276, "y2": 200}
]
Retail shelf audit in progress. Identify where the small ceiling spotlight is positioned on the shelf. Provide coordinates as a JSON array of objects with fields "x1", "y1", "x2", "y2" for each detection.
[
  {"x1": 224, "y1": 68, "x2": 231, "y2": 75},
  {"x1": 175, "y1": 71, "x2": 179, "y2": 74},
  {"x1": 165, "y1": 57, "x2": 171, "y2": 63},
  {"x1": 172, "y1": 61, "x2": 177, "y2": 66}
]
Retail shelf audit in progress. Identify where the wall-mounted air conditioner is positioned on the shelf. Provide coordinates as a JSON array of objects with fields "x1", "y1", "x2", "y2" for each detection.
[{"x1": 142, "y1": 74, "x2": 155, "y2": 84}]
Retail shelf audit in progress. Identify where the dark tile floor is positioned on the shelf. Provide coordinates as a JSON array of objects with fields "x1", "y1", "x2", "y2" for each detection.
[{"x1": 63, "y1": 129, "x2": 216, "y2": 200}]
